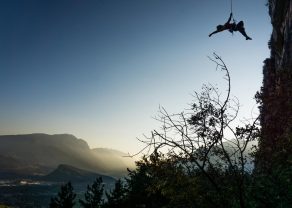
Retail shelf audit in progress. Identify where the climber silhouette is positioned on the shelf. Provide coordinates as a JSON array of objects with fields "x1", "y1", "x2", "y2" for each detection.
[{"x1": 209, "y1": 13, "x2": 252, "y2": 40}]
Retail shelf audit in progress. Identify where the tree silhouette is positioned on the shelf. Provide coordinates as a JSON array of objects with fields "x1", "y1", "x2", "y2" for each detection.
[
  {"x1": 104, "y1": 179, "x2": 127, "y2": 208},
  {"x1": 50, "y1": 182, "x2": 76, "y2": 208},
  {"x1": 79, "y1": 177, "x2": 104, "y2": 208},
  {"x1": 135, "y1": 53, "x2": 259, "y2": 208}
]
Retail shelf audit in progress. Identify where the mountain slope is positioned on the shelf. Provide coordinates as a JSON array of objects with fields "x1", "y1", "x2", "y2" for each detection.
[
  {"x1": 43, "y1": 164, "x2": 116, "y2": 183},
  {"x1": 0, "y1": 134, "x2": 135, "y2": 178}
]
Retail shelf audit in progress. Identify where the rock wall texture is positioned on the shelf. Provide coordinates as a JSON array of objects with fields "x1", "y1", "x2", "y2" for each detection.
[{"x1": 257, "y1": 0, "x2": 292, "y2": 171}]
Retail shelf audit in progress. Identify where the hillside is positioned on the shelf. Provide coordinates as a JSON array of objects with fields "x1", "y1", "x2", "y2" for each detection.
[
  {"x1": 0, "y1": 134, "x2": 135, "y2": 178},
  {"x1": 42, "y1": 164, "x2": 116, "y2": 184}
]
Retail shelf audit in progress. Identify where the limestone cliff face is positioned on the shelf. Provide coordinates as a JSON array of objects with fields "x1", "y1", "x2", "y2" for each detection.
[
  {"x1": 257, "y1": 0, "x2": 292, "y2": 171},
  {"x1": 269, "y1": 0, "x2": 292, "y2": 67}
]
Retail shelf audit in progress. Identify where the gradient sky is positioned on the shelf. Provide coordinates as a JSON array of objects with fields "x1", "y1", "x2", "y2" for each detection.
[{"x1": 0, "y1": 0, "x2": 271, "y2": 153}]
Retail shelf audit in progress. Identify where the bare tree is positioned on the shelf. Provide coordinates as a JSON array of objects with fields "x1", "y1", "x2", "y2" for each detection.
[{"x1": 136, "y1": 53, "x2": 260, "y2": 208}]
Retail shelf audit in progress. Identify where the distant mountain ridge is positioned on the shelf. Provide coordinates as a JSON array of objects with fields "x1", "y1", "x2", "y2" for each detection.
[{"x1": 0, "y1": 134, "x2": 135, "y2": 178}]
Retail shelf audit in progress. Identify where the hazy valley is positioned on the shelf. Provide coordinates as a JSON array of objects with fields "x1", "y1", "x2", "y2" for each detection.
[{"x1": 0, "y1": 134, "x2": 135, "y2": 207}]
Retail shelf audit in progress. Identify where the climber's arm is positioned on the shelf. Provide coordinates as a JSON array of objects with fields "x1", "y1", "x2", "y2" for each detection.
[{"x1": 226, "y1": 13, "x2": 233, "y2": 24}]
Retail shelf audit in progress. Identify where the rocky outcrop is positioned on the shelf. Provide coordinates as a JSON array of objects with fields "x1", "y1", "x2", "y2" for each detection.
[
  {"x1": 269, "y1": 0, "x2": 292, "y2": 68},
  {"x1": 257, "y1": 0, "x2": 292, "y2": 171}
]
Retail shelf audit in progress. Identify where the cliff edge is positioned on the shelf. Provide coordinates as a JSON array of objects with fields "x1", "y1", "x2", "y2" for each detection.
[{"x1": 257, "y1": 0, "x2": 292, "y2": 171}]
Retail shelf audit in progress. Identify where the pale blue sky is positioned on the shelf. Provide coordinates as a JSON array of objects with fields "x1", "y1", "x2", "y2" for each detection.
[{"x1": 0, "y1": 0, "x2": 271, "y2": 153}]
